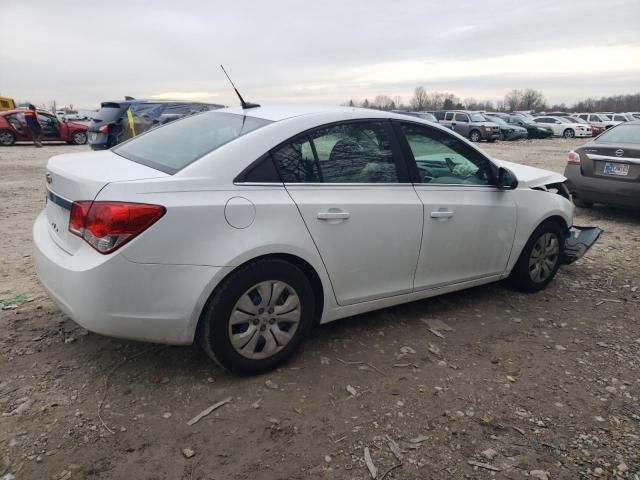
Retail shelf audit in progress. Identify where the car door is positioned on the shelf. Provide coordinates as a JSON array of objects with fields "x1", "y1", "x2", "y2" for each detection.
[
  {"x1": 271, "y1": 120, "x2": 423, "y2": 306},
  {"x1": 452, "y1": 113, "x2": 470, "y2": 136},
  {"x1": 393, "y1": 121, "x2": 517, "y2": 289},
  {"x1": 5, "y1": 113, "x2": 27, "y2": 140},
  {"x1": 38, "y1": 112, "x2": 62, "y2": 139}
]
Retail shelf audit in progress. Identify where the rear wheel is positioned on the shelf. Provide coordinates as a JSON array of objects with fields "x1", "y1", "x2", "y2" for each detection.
[
  {"x1": 509, "y1": 221, "x2": 564, "y2": 292},
  {"x1": 469, "y1": 130, "x2": 482, "y2": 142},
  {"x1": 563, "y1": 128, "x2": 575, "y2": 138},
  {"x1": 71, "y1": 131, "x2": 87, "y2": 145},
  {"x1": 0, "y1": 130, "x2": 15, "y2": 146},
  {"x1": 197, "y1": 258, "x2": 315, "y2": 374}
]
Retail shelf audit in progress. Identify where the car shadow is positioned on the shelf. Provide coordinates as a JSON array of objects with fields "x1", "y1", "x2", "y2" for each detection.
[{"x1": 577, "y1": 204, "x2": 640, "y2": 224}]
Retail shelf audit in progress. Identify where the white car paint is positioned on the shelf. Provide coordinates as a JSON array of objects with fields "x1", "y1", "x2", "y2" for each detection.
[
  {"x1": 34, "y1": 105, "x2": 575, "y2": 346},
  {"x1": 533, "y1": 116, "x2": 592, "y2": 137}
]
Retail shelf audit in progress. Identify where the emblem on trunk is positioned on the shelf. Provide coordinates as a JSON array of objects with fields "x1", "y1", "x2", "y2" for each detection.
[
  {"x1": 45, "y1": 173, "x2": 52, "y2": 184},
  {"x1": 615, "y1": 149, "x2": 624, "y2": 157}
]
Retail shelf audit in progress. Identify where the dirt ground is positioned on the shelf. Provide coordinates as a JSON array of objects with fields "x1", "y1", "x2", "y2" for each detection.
[{"x1": 1, "y1": 138, "x2": 639, "y2": 480}]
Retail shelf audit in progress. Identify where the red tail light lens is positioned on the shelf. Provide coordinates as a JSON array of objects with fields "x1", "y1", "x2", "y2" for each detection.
[
  {"x1": 567, "y1": 151, "x2": 580, "y2": 165},
  {"x1": 69, "y1": 201, "x2": 165, "y2": 254},
  {"x1": 99, "y1": 125, "x2": 109, "y2": 134}
]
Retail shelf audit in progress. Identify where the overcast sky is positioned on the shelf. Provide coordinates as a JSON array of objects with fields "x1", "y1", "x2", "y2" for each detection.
[{"x1": 1, "y1": 0, "x2": 639, "y2": 109}]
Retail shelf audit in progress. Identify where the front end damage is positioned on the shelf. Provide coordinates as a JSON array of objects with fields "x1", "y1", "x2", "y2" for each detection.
[{"x1": 532, "y1": 181, "x2": 602, "y2": 265}]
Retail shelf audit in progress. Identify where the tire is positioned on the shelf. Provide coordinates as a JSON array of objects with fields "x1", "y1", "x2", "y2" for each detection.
[
  {"x1": 563, "y1": 128, "x2": 575, "y2": 139},
  {"x1": 509, "y1": 220, "x2": 565, "y2": 293},
  {"x1": 71, "y1": 131, "x2": 87, "y2": 145},
  {"x1": 0, "y1": 130, "x2": 15, "y2": 146},
  {"x1": 469, "y1": 130, "x2": 482, "y2": 142},
  {"x1": 197, "y1": 258, "x2": 315, "y2": 375}
]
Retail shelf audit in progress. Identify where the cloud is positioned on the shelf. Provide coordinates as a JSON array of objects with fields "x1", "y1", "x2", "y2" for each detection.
[{"x1": 150, "y1": 91, "x2": 221, "y2": 101}]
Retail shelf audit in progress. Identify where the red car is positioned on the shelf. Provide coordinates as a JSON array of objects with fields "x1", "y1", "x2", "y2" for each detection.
[{"x1": 0, "y1": 109, "x2": 88, "y2": 146}]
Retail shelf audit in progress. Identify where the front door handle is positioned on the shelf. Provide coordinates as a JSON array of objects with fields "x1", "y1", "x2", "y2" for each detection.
[
  {"x1": 318, "y1": 211, "x2": 350, "y2": 220},
  {"x1": 430, "y1": 210, "x2": 454, "y2": 219}
]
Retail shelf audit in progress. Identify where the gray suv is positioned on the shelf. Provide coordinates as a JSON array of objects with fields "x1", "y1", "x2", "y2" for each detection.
[{"x1": 440, "y1": 111, "x2": 500, "y2": 142}]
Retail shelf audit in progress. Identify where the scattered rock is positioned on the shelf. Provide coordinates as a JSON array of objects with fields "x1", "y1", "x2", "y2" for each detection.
[
  {"x1": 162, "y1": 412, "x2": 172, "y2": 419},
  {"x1": 345, "y1": 385, "x2": 357, "y2": 397},
  {"x1": 481, "y1": 448, "x2": 497, "y2": 461},
  {"x1": 182, "y1": 448, "x2": 195, "y2": 459},
  {"x1": 555, "y1": 344, "x2": 566, "y2": 351},
  {"x1": 324, "y1": 455, "x2": 331, "y2": 463},
  {"x1": 529, "y1": 470, "x2": 549, "y2": 480},
  {"x1": 265, "y1": 380, "x2": 279, "y2": 389},
  {"x1": 400, "y1": 346, "x2": 416, "y2": 354}
]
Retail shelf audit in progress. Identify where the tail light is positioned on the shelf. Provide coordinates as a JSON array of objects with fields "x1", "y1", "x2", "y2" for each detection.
[
  {"x1": 567, "y1": 150, "x2": 580, "y2": 165},
  {"x1": 99, "y1": 125, "x2": 109, "y2": 134},
  {"x1": 69, "y1": 201, "x2": 165, "y2": 254}
]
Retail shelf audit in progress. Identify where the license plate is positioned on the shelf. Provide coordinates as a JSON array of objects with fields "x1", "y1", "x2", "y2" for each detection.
[
  {"x1": 603, "y1": 162, "x2": 629, "y2": 176},
  {"x1": 88, "y1": 132, "x2": 98, "y2": 142}
]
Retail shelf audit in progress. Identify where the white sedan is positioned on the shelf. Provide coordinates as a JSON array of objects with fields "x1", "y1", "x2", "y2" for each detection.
[
  {"x1": 533, "y1": 116, "x2": 592, "y2": 138},
  {"x1": 34, "y1": 105, "x2": 600, "y2": 374}
]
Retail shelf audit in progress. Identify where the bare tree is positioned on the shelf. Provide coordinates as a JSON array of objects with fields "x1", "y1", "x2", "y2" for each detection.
[
  {"x1": 504, "y1": 89, "x2": 523, "y2": 111},
  {"x1": 521, "y1": 88, "x2": 546, "y2": 111},
  {"x1": 392, "y1": 96, "x2": 403, "y2": 110},
  {"x1": 372, "y1": 95, "x2": 394, "y2": 110},
  {"x1": 410, "y1": 87, "x2": 429, "y2": 111}
]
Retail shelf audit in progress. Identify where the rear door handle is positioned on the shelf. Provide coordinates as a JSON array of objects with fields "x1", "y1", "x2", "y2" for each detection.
[
  {"x1": 430, "y1": 210, "x2": 454, "y2": 219},
  {"x1": 317, "y1": 211, "x2": 350, "y2": 220}
]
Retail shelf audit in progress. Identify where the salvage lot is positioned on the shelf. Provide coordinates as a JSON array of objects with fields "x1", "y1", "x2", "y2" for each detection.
[{"x1": 1, "y1": 139, "x2": 639, "y2": 479}]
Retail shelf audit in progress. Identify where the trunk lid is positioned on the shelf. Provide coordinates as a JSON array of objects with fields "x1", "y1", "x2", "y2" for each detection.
[
  {"x1": 579, "y1": 143, "x2": 640, "y2": 182},
  {"x1": 45, "y1": 150, "x2": 168, "y2": 254}
]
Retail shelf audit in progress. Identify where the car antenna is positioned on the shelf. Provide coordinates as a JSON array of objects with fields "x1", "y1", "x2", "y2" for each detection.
[{"x1": 220, "y1": 65, "x2": 260, "y2": 109}]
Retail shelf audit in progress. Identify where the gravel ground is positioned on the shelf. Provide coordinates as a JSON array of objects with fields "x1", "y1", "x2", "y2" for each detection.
[{"x1": 1, "y1": 138, "x2": 639, "y2": 480}]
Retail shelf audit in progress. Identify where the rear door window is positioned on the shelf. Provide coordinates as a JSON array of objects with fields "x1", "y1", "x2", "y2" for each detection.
[
  {"x1": 455, "y1": 113, "x2": 469, "y2": 122},
  {"x1": 272, "y1": 121, "x2": 400, "y2": 183},
  {"x1": 594, "y1": 124, "x2": 640, "y2": 144},
  {"x1": 114, "y1": 112, "x2": 272, "y2": 174}
]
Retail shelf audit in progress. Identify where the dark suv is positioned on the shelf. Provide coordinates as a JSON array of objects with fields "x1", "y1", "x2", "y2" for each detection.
[{"x1": 88, "y1": 98, "x2": 223, "y2": 150}]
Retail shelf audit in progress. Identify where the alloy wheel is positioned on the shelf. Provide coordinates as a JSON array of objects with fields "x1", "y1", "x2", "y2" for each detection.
[
  {"x1": 0, "y1": 131, "x2": 14, "y2": 146},
  {"x1": 73, "y1": 132, "x2": 87, "y2": 145},
  {"x1": 228, "y1": 281, "x2": 301, "y2": 360},
  {"x1": 528, "y1": 232, "x2": 560, "y2": 283}
]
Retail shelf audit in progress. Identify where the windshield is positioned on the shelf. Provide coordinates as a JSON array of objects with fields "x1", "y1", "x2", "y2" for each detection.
[
  {"x1": 94, "y1": 104, "x2": 122, "y2": 122},
  {"x1": 488, "y1": 116, "x2": 507, "y2": 126},
  {"x1": 594, "y1": 124, "x2": 640, "y2": 144},
  {"x1": 418, "y1": 113, "x2": 437, "y2": 122},
  {"x1": 469, "y1": 113, "x2": 486, "y2": 122},
  {"x1": 114, "y1": 112, "x2": 272, "y2": 174}
]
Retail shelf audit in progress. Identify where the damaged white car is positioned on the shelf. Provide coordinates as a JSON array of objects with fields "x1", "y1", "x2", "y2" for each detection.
[{"x1": 34, "y1": 105, "x2": 601, "y2": 374}]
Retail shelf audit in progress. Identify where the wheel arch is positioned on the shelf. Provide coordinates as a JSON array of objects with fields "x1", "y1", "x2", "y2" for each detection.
[{"x1": 192, "y1": 252, "x2": 327, "y2": 343}]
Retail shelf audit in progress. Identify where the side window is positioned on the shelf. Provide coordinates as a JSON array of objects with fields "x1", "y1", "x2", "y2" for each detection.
[
  {"x1": 6, "y1": 113, "x2": 25, "y2": 135},
  {"x1": 399, "y1": 122, "x2": 493, "y2": 186},
  {"x1": 271, "y1": 136, "x2": 319, "y2": 182},
  {"x1": 444, "y1": 112, "x2": 454, "y2": 121},
  {"x1": 454, "y1": 113, "x2": 468, "y2": 122},
  {"x1": 272, "y1": 121, "x2": 399, "y2": 183}
]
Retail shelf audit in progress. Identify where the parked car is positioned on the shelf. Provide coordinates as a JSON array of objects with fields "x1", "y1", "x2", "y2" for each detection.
[
  {"x1": 392, "y1": 110, "x2": 454, "y2": 130},
  {"x1": 608, "y1": 113, "x2": 636, "y2": 123},
  {"x1": 0, "y1": 109, "x2": 88, "y2": 146},
  {"x1": 59, "y1": 111, "x2": 88, "y2": 121},
  {"x1": 482, "y1": 114, "x2": 528, "y2": 140},
  {"x1": 439, "y1": 111, "x2": 501, "y2": 142},
  {"x1": 34, "y1": 105, "x2": 601, "y2": 374},
  {"x1": 565, "y1": 121, "x2": 640, "y2": 208},
  {"x1": 87, "y1": 98, "x2": 223, "y2": 150},
  {"x1": 562, "y1": 116, "x2": 604, "y2": 136},
  {"x1": 533, "y1": 116, "x2": 591, "y2": 138},
  {"x1": 573, "y1": 113, "x2": 620, "y2": 130},
  {"x1": 505, "y1": 115, "x2": 554, "y2": 139}
]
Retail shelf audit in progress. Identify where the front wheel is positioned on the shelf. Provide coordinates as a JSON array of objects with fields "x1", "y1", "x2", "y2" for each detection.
[
  {"x1": 563, "y1": 128, "x2": 575, "y2": 139},
  {"x1": 197, "y1": 258, "x2": 315, "y2": 374},
  {"x1": 469, "y1": 130, "x2": 481, "y2": 142},
  {"x1": 0, "y1": 130, "x2": 15, "y2": 146},
  {"x1": 509, "y1": 221, "x2": 565, "y2": 292},
  {"x1": 71, "y1": 131, "x2": 87, "y2": 145}
]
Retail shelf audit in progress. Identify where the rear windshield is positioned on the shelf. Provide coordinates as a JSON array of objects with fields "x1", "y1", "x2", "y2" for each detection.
[
  {"x1": 94, "y1": 103, "x2": 122, "y2": 122},
  {"x1": 113, "y1": 112, "x2": 272, "y2": 174},
  {"x1": 595, "y1": 124, "x2": 640, "y2": 144}
]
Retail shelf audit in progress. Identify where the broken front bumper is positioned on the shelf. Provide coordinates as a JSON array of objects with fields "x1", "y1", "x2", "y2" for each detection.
[{"x1": 563, "y1": 226, "x2": 603, "y2": 264}]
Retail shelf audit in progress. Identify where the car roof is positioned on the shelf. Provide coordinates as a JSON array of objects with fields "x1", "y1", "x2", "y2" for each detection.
[{"x1": 218, "y1": 104, "x2": 414, "y2": 122}]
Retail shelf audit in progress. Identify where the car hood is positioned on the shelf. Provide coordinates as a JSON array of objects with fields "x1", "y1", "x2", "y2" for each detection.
[{"x1": 492, "y1": 159, "x2": 566, "y2": 188}]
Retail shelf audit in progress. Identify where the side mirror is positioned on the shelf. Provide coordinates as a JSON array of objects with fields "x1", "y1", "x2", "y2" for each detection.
[{"x1": 497, "y1": 167, "x2": 518, "y2": 190}]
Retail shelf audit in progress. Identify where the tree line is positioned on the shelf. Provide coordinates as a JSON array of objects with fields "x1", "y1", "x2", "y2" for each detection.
[{"x1": 345, "y1": 88, "x2": 640, "y2": 113}]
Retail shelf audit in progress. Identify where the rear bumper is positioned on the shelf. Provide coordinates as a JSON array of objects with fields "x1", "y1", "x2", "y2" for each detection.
[
  {"x1": 33, "y1": 211, "x2": 227, "y2": 345},
  {"x1": 564, "y1": 164, "x2": 640, "y2": 208},
  {"x1": 563, "y1": 226, "x2": 602, "y2": 264}
]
